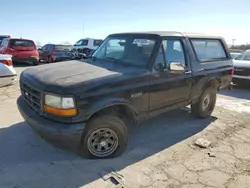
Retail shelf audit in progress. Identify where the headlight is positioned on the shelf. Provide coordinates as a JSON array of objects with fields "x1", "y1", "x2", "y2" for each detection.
[{"x1": 44, "y1": 94, "x2": 77, "y2": 116}]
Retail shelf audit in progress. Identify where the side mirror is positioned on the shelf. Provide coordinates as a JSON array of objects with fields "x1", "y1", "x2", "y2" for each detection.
[
  {"x1": 155, "y1": 62, "x2": 166, "y2": 71},
  {"x1": 169, "y1": 61, "x2": 185, "y2": 72}
]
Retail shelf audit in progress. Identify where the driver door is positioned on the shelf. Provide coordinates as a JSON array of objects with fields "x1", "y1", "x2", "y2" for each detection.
[{"x1": 149, "y1": 38, "x2": 192, "y2": 112}]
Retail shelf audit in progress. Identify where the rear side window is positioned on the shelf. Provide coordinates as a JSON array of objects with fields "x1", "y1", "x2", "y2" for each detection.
[
  {"x1": 10, "y1": 40, "x2": 35, "y2": 48},
  {"x1": 191, "y1": 39, "x2": 227, "y2": 62},
  {"x1": 93, "y1": 40, "x2": 103, "y2": 46}
]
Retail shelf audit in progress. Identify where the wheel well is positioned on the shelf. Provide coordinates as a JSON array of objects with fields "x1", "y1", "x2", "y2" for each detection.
[
  {"x1": 207, "y1": 79, "x2": 220, "y2": 91},
  {"x1": 88, "y1": 105, "x2": 136, "y2": 124}
]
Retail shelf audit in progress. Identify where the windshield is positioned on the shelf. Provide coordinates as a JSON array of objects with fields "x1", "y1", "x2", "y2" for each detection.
[
  {"x1": 0, "y1": 36, "x2": 10, "y2": 45},
  {"x1": 92, "y1": 35, "x2": 156, "y2": 68},
  {"x1": 230, "y1": 52, "x2": 240, "y2": 59},
  {"x1": 75, "y1": 39, "x2": 88, "y2": 46},
  {"x1": 235, "y1": 50, "x2": 250, "y2": 61}
]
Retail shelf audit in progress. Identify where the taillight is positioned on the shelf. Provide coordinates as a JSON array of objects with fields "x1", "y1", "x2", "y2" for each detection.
[
  {"x1": 4, "y1": 48, "x2": 14, "y2": 54},
  {"x1": 53, "y1": 49, "x2": 60, "y2": 52},
  {"x1": 0, "y1": 60, "x2": 13, "y2": 66},
  {"x1": 231, "y1": 67, "x2": 235, "y2": 76}
]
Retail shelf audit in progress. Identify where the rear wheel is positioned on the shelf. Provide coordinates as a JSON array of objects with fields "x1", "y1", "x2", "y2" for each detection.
[
  {"x1": 191, "y1": 87, "x2": 217, "y2": 118},
  {"x1": 79, "y1": 115, "x2": 128, "y2": 159}
]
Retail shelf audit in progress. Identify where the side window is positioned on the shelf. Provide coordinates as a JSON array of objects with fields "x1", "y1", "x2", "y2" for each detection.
[
  {"x1": 48, "y1": 45, "x2": 54, "y2": 51},
  {"x1": 162, "y1": 39, "x2": 186, "y2": 65},
  {"x1": 191, "y1": 39, "x2": 227, "y2": 62},
  {"x1": 81, "y1": 40, "x2": 88, "y2": 46},
  {"x1": 93, "y1": 40, "x2": 103, "y2": 46},
  {"x1": 154, "y1": 45, "x2": 166, "y2": 70}
]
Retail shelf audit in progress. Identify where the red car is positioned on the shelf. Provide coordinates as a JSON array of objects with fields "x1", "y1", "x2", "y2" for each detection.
[{"x1": 0, "y1": 38, "x2": 39, "y2": 65}]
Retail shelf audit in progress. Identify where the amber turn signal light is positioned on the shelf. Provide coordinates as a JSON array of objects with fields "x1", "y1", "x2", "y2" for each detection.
[{"x1": 44, "y1": 105, "x2": 77, "y2": 116}]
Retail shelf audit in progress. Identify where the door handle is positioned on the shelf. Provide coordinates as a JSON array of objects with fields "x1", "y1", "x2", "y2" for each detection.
[{"x1": 185, "y1": 71, "x2": 192, "y2": 74}]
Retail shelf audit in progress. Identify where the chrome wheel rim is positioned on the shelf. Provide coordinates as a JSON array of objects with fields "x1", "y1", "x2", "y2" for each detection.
[
  {"x1": 202, "y1": 93, "x2": 212, "y2": 111},
  {"x1": 87, "y1": 128, "x2": 118, "y2": 157}
]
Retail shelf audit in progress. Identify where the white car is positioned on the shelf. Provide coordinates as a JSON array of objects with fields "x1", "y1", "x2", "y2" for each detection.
[
  {"x1": 70, "y1": 38, "x2": 103, "y2": 52},
  {"x1": 0, "y1": 54, "x2": 16, "y2": 87}
]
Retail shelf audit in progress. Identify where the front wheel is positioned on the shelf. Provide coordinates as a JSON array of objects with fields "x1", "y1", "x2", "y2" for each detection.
[
  {"x1": 191, "y1": 87, "x2": 217, "y2": 118},
  {"x1": 79, "y1": 115, "x2": 128, "y2": 159}
]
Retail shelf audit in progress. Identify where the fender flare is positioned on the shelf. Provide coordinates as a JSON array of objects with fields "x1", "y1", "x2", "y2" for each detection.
[
  {"x1": 86, "y1": 98, "x2": 138, "y2": 120},
  {"x1": 203, "y1": 76, "x2": 221, "y2": 91}
]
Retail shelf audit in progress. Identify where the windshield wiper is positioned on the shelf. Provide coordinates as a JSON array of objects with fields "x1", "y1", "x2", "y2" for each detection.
[{"x1": 104, "y1": 57, "x2": 133, "y2": 67}]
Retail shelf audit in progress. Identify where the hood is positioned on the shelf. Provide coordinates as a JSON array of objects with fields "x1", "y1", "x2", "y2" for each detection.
[
  {"x1": 233, "y1": 59, "x2": 250, "y2": 68},
  {"x1": 21, "y1": 60, "x2": 145, "y2": 94}
]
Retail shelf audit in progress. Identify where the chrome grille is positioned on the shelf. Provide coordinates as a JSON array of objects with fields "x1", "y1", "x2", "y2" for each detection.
[{"x1": 21, "y1": 83, "x2": 42, "y2": 113}]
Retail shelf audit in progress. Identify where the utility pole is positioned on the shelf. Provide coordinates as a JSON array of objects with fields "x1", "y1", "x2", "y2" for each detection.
[
  {"x1": 82, "y1": 21, "x2": 84, "y2": 38},
  {"x1": 232, "y1": 39, "x2": 236, "y2": 48}
]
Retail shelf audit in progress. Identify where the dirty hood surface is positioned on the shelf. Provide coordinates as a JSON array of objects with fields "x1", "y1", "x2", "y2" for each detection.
[{"x1": 21, "y1": 60, "x2": 142, "y2": 94}]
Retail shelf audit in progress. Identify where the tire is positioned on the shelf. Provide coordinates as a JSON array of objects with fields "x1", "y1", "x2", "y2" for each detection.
[
  {"x1": 191, "y1": 87, "x2": 217, "y2": 118},
  {"x1": 79, "y1": 115, "x2": 128, "y2": 159}
]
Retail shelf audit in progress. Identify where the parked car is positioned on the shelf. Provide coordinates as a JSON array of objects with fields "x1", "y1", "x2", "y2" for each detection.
[
  {"x1": 70, "y1": 38, "x2": 103, "y2": 54},
  {"x1": 0, "y1": 54, "x2": 16, "y2": 87},
  {"x1": 17, "y1": 31, "x2": 233, "y2": 159},
  {"x1": 230, "y1": 52, "x2": 241, "y2": 59},
  {"x1": 233, "y1": 50, "x2": 250, "y2": 85},
  {"x1": 38, "y1": 44, "x2": 71, "y2": 63},
  {"x1": 0, "y1": 38, "x2": 39, "y2": 65},
  {"x1": 0, "y1": 35, "x2": 10, "y2": 45}
]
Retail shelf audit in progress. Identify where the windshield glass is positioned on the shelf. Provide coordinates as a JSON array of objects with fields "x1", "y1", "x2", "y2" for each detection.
[
  {"x1": 75, "y1": 39, "x2": 88, "y2": 46},
  {"x1": 235, "y1": 50, "x2": 250, "y2": 61},
  {"x1": 92, "y1": 35, "x2": 156, "y2": 68},
  {"x1": 230, "y1": 52, "x2": 240, "y2": 59}
]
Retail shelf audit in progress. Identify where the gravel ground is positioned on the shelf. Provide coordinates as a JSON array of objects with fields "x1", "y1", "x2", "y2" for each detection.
[{"x1": 0, "y1": 64, "x2": 250, "y2": 188}]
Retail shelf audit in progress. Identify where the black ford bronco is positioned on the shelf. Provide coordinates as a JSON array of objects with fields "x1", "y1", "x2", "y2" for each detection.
[{"x1": 17, "y1": 31, "x2": 233, "y2": 158}]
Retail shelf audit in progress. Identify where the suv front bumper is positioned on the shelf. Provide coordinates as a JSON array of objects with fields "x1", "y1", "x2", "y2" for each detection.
[{"x1": 17, "y1": 96, "x2": 85, "y2": 151}]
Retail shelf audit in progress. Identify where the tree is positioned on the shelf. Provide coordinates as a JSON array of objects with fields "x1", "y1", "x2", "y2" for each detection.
[{"x1": 61, "y1": 41, "x2": 71, "y2": 45}]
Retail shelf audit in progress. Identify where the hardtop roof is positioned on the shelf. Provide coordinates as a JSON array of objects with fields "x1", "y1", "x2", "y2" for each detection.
[{"x1": 109, "y1": 31, "x2": 223, "y2": 39}]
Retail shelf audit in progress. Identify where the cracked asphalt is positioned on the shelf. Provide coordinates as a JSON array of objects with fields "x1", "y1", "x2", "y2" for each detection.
[{"x1": 0, "y1": 64, "x2": 250, "y2": 188}]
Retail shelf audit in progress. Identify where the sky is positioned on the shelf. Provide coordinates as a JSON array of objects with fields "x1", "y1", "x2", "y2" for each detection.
[{"x1": 1, "y1": 0, "x2": 250, "y2": 45}]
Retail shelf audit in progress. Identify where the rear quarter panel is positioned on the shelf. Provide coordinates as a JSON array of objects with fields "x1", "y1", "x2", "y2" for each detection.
[
  {"x1": 190, "y1": 60, "x2": 233, "y2": 101},
  {"x1": 187, "y1": 38, "x2": 233, "y2": 102}
]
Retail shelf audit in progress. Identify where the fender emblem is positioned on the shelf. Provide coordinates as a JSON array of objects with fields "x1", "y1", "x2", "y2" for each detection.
[{"x1": 131, "y1": 92, "x2": 142, "y2": 98}]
